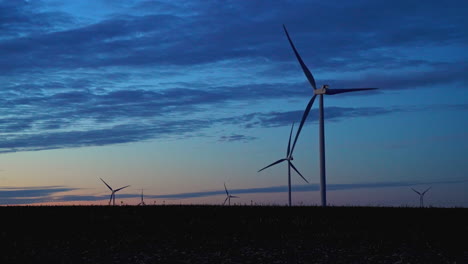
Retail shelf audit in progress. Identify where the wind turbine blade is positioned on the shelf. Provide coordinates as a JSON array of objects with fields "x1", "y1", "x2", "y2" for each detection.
[
  {"x1": 326, "y1": 88, "x2": 377, "y2": 95},
  {"x1": 287, "y1": 122, "x2": 295, "y2": 157},
  {"x1": 108, "y1": 194, "x2": 113, "y2": 205},
  {"x1": 100, "y1": 178, "x2": 113, "y2": 191},
  {"x1": 115, "y1": 185, "x2": 130, "y2": 192},
  {"x1": 422, "y1": 186, "x2": 432, "y2": 195},
  {"x1": 283, "y1": 25, "x2": 317, "y2": 90},
  {"x1": 258, "y1": 159, "x2": 287, "y2": 172},
  {"x1": 290, "y1": 95, "x2": 317, "y2": 155},
  {"x1": 289, "y1": 161, "x2": 309, "y2": 183},
  {"x1": 411, "y1": 188, "x2": 421, "y2": 195},
  {"x1": 223, "y1": 196, "x2": 229, "y2": 205},
  {"x1": 224, "y1": 182, "x2": 229, "y2": 195}
]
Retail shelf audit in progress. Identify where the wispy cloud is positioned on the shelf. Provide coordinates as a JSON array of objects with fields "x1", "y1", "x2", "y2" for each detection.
[
  {"x1": 218, "y1": 134, "x2": 257, "y2": 142},
  {"x1": 2, "y1": 179, "x2": 465, "y2": 205},
  {"x1": 140, "y1": 180, "x2": 466, "y2": 199},
  {"x1": 0, "y1": 186, "x2": 79, "y2": 204},
  {"x1": 1, "y1": 101, "x2": 466, "y2": 153},
  {"x1": 1, "y1": 0, "x2": 466, "y2": 154}
]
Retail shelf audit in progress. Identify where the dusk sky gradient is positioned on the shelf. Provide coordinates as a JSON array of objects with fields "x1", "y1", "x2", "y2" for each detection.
[{"x1": 1, "y1": 0, "x2": 467, "y2": 206}]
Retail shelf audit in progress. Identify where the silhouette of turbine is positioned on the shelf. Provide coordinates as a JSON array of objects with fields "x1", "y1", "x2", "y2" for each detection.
[
  {"x1": 138, "y1": 189, "x2": 146, "y2": 206},
  {"x1": 223, "y1": 183, "x2": 239, "y2": 206},
  {"x1": 411, "y1": 187, "x2": 431, "y2": 208},
  {"x1": 258, "y1": 123, "x2": 308, "y2": 206},
  {"x1": 100, "y1": 178, "x2": 130, "y2": 206},
  {"x1": 283, "y1": 25, "x2": 378, "y2": 207}
]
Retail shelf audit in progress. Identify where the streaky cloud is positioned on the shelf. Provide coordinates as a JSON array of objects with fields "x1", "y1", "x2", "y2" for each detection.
[
  {"x1": 2, "y1": 179, "x2": 465, "y2": 205},
  {"x1": 0, "y1": 0, "x2": 466, "y2": 155},
  {"x1": 142, "y1": 179, "x2": 466, "y2": 199},
  {"x1": 0, "y1": 186, "x2": 79, "y2": 204},
  {"x1": 1, "y1": 103, "x2": 465, "y2": 154},
  {"x1": 218, "y1": 134, "x2": 257, "y2": 142}
]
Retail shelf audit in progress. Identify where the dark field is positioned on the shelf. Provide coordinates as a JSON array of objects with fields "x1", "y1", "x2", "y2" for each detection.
[{"x1": 0, "y1": 206, "x2": 466, "y2": 263}]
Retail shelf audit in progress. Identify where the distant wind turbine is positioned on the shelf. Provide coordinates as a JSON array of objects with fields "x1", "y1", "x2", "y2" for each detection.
[
  {"x1": 100, "y1": 178, "x2": 130, "y2": 206},
  {"x1": 138, "y1": 189, "x2": 146, "y2": 206},
  {"x1": 258, "y1": 123, "x2": 309, "y2": 206},
  {"x1": 223, "y1": 183, "x2": 239, "y2": 206},
  {"x1": 283, "y1": 25, "x2": 378, "y2": 207},
  {"x1": 411, "y1": 187, "x2": 431, "y2": 208}
]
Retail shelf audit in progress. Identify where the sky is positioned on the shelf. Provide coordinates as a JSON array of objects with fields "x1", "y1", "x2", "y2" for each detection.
[{"x1": 0, "y1": 0, "x2": 467, "y2": 207}]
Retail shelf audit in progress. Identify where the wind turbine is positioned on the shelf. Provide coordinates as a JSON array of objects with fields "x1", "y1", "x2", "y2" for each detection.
[
  {"x1": 138, "y1": 189, "x2": 146, "y2": 206},
  {"x1": 100, "y1": 178, "x2": 130, "y2": 206},
  {"x1": 223, "y1": 183, "x2": 239, "y2": 206},
  {"x1": 411, "y1": 187, "x2": 431, "y2": 208},
  {"x1": 258, "y1": 123, "x2": 309, "y2": 206},
  {"x1": 283, "y1": 25, "x2": 378, "y2": 207}
]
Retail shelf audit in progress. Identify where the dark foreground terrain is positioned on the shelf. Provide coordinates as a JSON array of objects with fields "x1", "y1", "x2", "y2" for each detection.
[{"x1": 0, "y1": 206, "x2": 466, "y2": 263}]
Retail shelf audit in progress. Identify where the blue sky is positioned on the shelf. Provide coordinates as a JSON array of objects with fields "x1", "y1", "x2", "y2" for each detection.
[{"x1": 0, "y1": 0, "x2": 467, "y2": 206}]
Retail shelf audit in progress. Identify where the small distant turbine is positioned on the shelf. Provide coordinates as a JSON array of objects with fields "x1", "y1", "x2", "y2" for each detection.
[
  {"x1": 100, "y1": 178, "x2": 130, "y2": 206},
  {"x1": 258, "y1": 123, "x2": 308, "y2": 206},
  {"x1": 138, "y1": 189, "x2": 146, "y2": 206},
  {"x1": 223, "y1": 183, "x2": 239, "y2": 206},
  {"x1": 411, "y1": 187, "x2": 431, "y2": 208}
]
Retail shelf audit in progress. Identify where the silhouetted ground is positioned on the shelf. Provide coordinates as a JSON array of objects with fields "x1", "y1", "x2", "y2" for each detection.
[{"x1": 0, "y1": 206, "x2": 466, "y2": 263}]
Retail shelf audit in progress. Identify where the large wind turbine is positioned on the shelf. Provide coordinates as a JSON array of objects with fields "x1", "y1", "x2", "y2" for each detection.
[
  {"x1": 283, "y1": 25, "x2": 377, "y2": 207},
  {"x1": 223, "y1": 183, "x2": 239, "y2": 206},
  {"x1": 100, "y1": 178, "x2": 130, "y2": 206},
  {"x1": 411, "y1": 187, "x2": 431, "y2": 208},
  {"x1": 258, "y1": 123, "x2": 309, "y2": 206}
]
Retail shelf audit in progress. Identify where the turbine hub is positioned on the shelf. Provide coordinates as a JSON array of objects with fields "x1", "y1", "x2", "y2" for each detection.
[
  {"x1": 288, "y1": 156, "x2": 294, "y2": 161},
  {"x1": 314, "y1": 85, "x2": 328, "y2": 95}
]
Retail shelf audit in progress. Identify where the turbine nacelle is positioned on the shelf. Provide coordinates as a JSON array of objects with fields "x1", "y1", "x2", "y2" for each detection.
[{"x1": 314, "y1": 84, "x2": 329, "y2": 95}]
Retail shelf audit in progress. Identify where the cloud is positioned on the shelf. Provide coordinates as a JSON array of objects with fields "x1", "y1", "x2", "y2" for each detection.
[
  {"x1": 218, "y1": 134, "x2": 257, "y2": 142},
  {"x1": 1, "y1": 0, "x2": 465, "y2": 73},
  {"x1": 4, "y1": 179, "x2": 463, "y2": 205},
  {"x1": 0, "y1": 1, "x2": 73, "y2": 39},
  {"x1": 0, "y1": 103, "x2": 398, "y2": 153},
  {"x1": 0, "y1": 0, "x2": 466, "y2": 154},
  {"x1": 0, "y1": 120, "x2": 213, "y2": 153},
  {"x1": 230, "y1": 106, "x2": 397, "y2": 129},
  {"x1": 326, "y1": 62, "x2": 468, "y2": 91},
  {"x1": 0, "y1": 186, "x2": 79, "y2": 204},
  {"x1": 1, "y1": 99, "x2": 465, "y2": 153},
  {"x1": 134, "y1": 179, "x2": 468, "y2": 199}
]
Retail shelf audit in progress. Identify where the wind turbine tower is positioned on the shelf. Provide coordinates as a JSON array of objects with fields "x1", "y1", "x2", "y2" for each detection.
[
  {"x1": 283, "y1": 25, "x2": 378, "y2": 207},
  {"x1": 223, "y1": 183, "x2": 239, "y2": 206},
  {"x1": 258, "y1": 123, "x2": 309, "y2": 206},
  {"x1": 100, "y1": 178, "x2": 130, "y2": 206},
  {"x1": 411, "y1": 187, "x2": 431, "y2": 208},
  {"x1": 138, "y1": 189, "x2": 146, "y2": 206}
]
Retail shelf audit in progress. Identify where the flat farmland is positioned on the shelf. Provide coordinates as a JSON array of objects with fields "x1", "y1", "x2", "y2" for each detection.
[{"x1": 0, "y1": 206, "x2": 466, "y2": 263}]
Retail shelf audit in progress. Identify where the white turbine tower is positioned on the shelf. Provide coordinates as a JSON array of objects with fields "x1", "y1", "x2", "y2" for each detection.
[
  {"x1": 223, "y1": 183, "x2": 239, "y2": 206},
  {"x1": 411, "y1": 187, "x2": 431, "y2": 208},
  {"x1": 283, "y1": 25, "x2": 378, "y2": 207},
  {"x1": 100, "y1": 178, "x2": 130, "y2": 206},
  {"x1": 258, "y1": 123, "x2": 309, "y2": 206}
]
